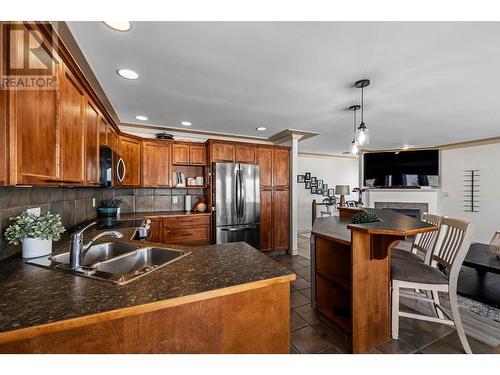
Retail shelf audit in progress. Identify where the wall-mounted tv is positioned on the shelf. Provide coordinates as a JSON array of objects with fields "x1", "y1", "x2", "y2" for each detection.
[{"x1": 363, "y1": 150, "x2": 439, "y2": 188}]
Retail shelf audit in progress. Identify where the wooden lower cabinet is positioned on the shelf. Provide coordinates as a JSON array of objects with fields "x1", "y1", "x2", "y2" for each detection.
[
  {"x1": 272, "y1": 189, "x2": 290, "y2": 251},
  {"x1": 162, "y1": 226, "x2": 210, "y2": 246},
  {"x1": 148, "y1": 218, "x2": 161, "y2": 242},
  {"x1": 260, "y1": 189, "x2": 273, "y2": 251},
  {"x1": 147, "y1": 215, "x2": 211, "y2": 246}
]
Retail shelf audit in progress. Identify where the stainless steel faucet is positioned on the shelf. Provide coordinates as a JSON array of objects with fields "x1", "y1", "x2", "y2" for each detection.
[{"x1": 69, "y1": 222, "x2": 123, "y2": 269}]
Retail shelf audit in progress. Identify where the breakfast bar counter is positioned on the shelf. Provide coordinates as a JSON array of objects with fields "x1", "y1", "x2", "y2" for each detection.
[{"x1": 311, "y1": 208, "x2": 437, "y2": 353}]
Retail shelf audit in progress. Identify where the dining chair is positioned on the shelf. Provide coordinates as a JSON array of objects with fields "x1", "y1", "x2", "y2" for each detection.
[
  {"x1": 391, "y1": 217, "x2": 475, "y2": 353},
  {"x1": 490, "y1": 230, "x2": 500, "y2": 256}
]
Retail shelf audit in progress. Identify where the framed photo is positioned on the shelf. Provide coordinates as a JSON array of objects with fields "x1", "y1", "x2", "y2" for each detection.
[
  {"x1": 297, "y1": 175, "x2": 305, "y2": 183},
  {"x1": 311, "y1": 177, "x2": 317, "y2": 186},
  {"x1": 323, "y1": 190, "x2": 329, "y2": 196},
  {"x1": 317, "y1": 180, "x2": 323, "y2": 189},
  {"x1": 311, "y1": 186, "x2": 317, "y2": 194},
  {"x1": 323, "y1": 183, "x2": 328, "y2": 191},
  {"x1": 305, "y1": 181, "x2": 311, "y2": 189},
  {"x1": 328, "y1": 189, "x2": 335, "y2": 197},
  {"x1": 305, "y1": 172, "x2": 311, "y2": 181},
  {"x1": 317, "y1": 189, "x2": 323, "y2": 195},
  {"x1": 346, "y1": 201, "x2": 357, "y2": 208}
]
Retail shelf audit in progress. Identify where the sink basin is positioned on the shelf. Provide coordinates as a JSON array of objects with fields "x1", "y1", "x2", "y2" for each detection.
[
  {"x1": 50, "y1": 242, "x2": 140, "y2": 267},
  {"x1": 94, "y1": 247, "x2": 187, "y2": 278}
]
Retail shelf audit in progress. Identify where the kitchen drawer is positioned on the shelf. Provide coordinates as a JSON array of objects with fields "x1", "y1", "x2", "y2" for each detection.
[
  {"x1": 162, "y1": 215, "x2": 210, "y2": 228},
  {"x1": 162, "y1": 226, "x2": 210, "y2": 245}
]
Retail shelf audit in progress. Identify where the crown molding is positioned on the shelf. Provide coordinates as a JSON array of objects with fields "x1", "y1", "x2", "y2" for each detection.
[{"x1": 298, "y1": 152, "x2": 358, "y2": 160}]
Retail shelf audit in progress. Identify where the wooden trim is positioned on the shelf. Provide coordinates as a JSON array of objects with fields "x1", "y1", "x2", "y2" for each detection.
[
  {"x1": 347, "y1": 224, "x2": 438, "y2": 237},
  {"x1": 299, "y1": 152, "x2": 358, "y2": 160},
  {"x1": 0, "y1": 274, "x2": 294, "y2": 345}
]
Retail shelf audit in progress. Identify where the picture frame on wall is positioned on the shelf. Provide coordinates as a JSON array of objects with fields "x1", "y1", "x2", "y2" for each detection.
[
  {"x1": 305, "y1": 181, "x2": 311, "y2": 189},
  {"x1": 297, "y1": 175, "x2": 305, "y2": 183},
  {"x1": 305, "y1": 172, "x2": 311, "y2": 181},
  {"x1": 311, "y1": 186, "x2": 317, "y2": 194},
  {"x1": 323, "y1": 190, "x2": 329, "y2": 196},
  {"x1": 328, "y1": 189, "x2": 334, "y2": 197},
  {"x1": 323, "y1": 183, "x2": 328, "y2": 191},
  {"x1": 317, "y1": 180, "x2": 323, "y2": 189},
  {"x1": 311, "y1": 177, "x2": 317, "y2": 186},
  {"x1": 317, "y1": 189, "x2": 323, "y2": 195}
]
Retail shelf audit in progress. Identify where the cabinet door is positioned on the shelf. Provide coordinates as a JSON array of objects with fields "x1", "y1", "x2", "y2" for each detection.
[
  {"x1": 272, "y1": 189, "x2": 289, "y2": 251},
  {"x1": 272, "y1": 148, "x2": 290, "y2": 188},
  {"x1": 157, "y1": 143, "x2": 171, "y2": 186},
  {"x1": 235, "y1": 144, "x2": 256, "y2": 164},
  {"x1": 172, "y1": 144, "x2": 189, "y2": 165},
  {"x1": 211, "y1": 142, "x2": 235, "y2": 162},
  {"x1": 189, "y1": 144, "x2": 206, "y2": 165},
  {"x1": 148, "y1": 218, "x2": 161, "y2": 242},
  {"x1": 260, "y1": 189, "x2": 273, "y2": 251},
  {"x1": 8, "y1": 24, "x2": 60, "y2": 184},
  {"x1": 142, "y1": 141, "x2": 160, "y2": 187},
  {"x1": 84, "y1": 99, "x2": 100, "y2": 184},
  {"x1": 119, "y1": 136, "x2": 141, "y2": 186},
  {"x1": 60, "y1": 67, "x2": 85, "y2": 183},
  {"x1": 99, "y1": 117, "x2": 107, "y2": 146},
  {"x1": 256, "y1": 147, "x2": 273, "y2": 188},
  {"x1": 107, "y1": 125, "x2": 119, "y2": 152}
]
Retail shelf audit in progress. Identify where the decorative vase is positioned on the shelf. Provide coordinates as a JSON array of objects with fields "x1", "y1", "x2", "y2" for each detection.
[
  {"x1": 97, "y1": 207, "x2": 118, "y2": 217},
  {"x1": 22, "y1": 238, "x2": 52, "y2": 259}
]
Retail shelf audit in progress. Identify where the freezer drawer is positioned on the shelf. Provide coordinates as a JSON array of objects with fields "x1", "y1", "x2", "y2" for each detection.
[{"x1": 216, "y1": 224, "x2": 260, "y2": 250}]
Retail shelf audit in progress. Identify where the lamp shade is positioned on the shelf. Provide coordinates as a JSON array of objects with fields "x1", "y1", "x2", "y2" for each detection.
[{"x1": 335, "y1": 185, "x2": 350, "y2": 195}]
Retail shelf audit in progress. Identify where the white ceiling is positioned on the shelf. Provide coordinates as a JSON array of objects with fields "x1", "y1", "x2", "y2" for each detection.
[{"x1": 67, "y1": 21, "x2": 500, "y2": 154}]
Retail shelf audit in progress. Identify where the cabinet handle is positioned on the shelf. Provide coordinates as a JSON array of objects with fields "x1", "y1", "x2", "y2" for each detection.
[{"x1": 117, "y1": 157, "x2": 126, "y2": 183}]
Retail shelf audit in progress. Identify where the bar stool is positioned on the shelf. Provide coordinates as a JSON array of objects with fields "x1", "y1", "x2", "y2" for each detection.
[{"x1": 391, "y1": 218, "x2": 475, "y2": 353}]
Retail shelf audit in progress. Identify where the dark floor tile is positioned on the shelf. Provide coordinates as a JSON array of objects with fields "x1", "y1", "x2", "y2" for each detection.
[
  {"x1": 290, "y1": 291, "x2": 310, "y2": 308},
  {"x1": 291, "y1": 325, "x2": 339, "y2": 354},
  {"x1": 438, "y1": 331, "x2": 493, "y2": 354},
  {"x1": 375, "y1": 339, "x2": 418, "y2": 354},
  {"x1": 290, "y1": 310, "x2": 309, "y2": 332},
  {"x1": 295, "y1": 255, "x2": 308, "y2": 261},
  {"x1": 287, "y1": 263, "x2": 308, "y2": 272},
  {"x1": 302, "y1": 274, "x2": 311, "y2": 282},
  {"x1": 289, "y1": 342, "x2": 299, "y2": 354},
  {"x1": 297, "y1": 258, "x2": 311, "y2": 267},
  {"x1": 398, "y1": 316, "x2": 454, "y2": 348},
  {"x1": 292, "y1": 277, "x2": 310, "y2": 291},
  {"x1": 294, "y1": 304, "x2": 322, "y2": 326},
  {"x1": 299, "y1": 287, "x2": 311, "y2": 300},
  {"x1": 295, "y1": 267, "x2": 311, "y2": 278},
  {"x1": 364, "y1": 347, "x2": 383, "y2": 354},
  {"x1": 319, "y1": 347, "x2": 342, "y2": 354},
  {"x1": 418, "y1": 338, "x2": 464, "y2": 354}
]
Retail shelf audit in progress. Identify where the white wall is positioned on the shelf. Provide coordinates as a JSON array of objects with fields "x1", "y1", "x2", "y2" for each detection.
[
  {"x1": 439, "y1": 143, "x2": 500, "y2": 243},
  {"x1": 297, "y1": 155, "x2": 359, "y2": 231}
]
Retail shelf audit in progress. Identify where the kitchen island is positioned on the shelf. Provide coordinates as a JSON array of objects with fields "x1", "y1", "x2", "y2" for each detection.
[
  {"x1": 0, "y1": 222, "x2": 294, "y2": 353},
  {"x1": 311, "y1": 208, "x2": 438, "y2": 353}
]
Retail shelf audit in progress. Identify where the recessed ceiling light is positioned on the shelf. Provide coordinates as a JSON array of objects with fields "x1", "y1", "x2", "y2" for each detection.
[
  {"x1": 180, "y1": 121, "x2": 192, "y2": 126},
  {"x1": 103, "y1": 21, "x2": 131, "y2": 32},
  {"x1": 117, "y1": 69, "x2": 139, "y2": 80},
  {"x1": 136, "y1": 115, "x2": 148, "y2": 121},
  {"x1": 256, "y1": 127, "x2": 267, "y2": 131}
]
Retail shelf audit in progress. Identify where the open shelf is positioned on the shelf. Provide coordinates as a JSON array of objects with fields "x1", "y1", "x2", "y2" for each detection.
[
  {"x1": 317, "y1": 308, "x2": 352, "y2": 334},
  {"x1": 316, "y1": 271, "x2": 351, "y2": 290}
]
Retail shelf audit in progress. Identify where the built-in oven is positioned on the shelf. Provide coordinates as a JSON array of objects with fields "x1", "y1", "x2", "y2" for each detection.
[{"x1": 99, "y1": 146, "x2": 126, "y2": 187}]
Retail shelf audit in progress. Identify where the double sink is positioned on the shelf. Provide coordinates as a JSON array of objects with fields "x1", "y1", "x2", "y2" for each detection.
[{"x1": 28, "y1": 242, "x2": 190, "y2": 285}]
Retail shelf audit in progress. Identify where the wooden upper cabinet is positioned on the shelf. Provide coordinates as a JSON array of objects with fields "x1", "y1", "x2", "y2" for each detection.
[
  {"x1": 235, "y1": 144, "x2": 256, "y2": 164},
  {"x1": 119, "y1": 135, "x2": 141, "y2": 186},
  {"x1": 99, "y1": 117, "x2": 107, "y2": 146},
  {"x1": 84, "y1": 99, "x2": 100, "y2": 185},
  {"x1": 211, "y1": 142, "x2": 235, "y2": 162},
  {"x1": 172, "y1": 144, "x2": 189, "y2": 165},
  {"x1": 272, "y1": 148, "x2": 290, "y2": 188},
  {"x1": 272, "y1": 189, "x2": 290, "y2": 250},
  {"x1": 107, "y1": 125, "x2": 119, "y2": 153},
  {"x1": 260, "y1": 189, "x2": 273, "y2": 251},
  {"x1": 142, "y1": 141, "x2": 171, "y2": 187},
  {"x1": 189, "y1": 144, "x2": 206, "y2": 165},
  {"x1": 8, "y1": 24, "x2": 60, "y2": 184},
  {"x1": 256, "y1": 147, "x2": 273, "y2": 188},
  {"x1": 59, "y1": 66, "x2": 85, "y2": 183}
]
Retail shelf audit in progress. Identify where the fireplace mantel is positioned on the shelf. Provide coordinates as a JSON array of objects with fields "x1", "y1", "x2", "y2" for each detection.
[{"x1": 364, "y1": 188, "x2": 441, "y2": 214}]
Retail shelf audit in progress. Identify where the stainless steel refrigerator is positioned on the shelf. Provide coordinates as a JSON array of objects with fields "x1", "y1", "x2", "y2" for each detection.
[{"x1": 213, "y1": 162, "x2": 260, "y2": 249}]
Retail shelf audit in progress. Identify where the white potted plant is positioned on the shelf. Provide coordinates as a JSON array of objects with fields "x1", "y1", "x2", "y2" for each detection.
[
  {"x1": 322, "y1": 196, "x2": 337, "y2": 213},
  {"x1": 4, "y1": 211, "x2": 65, "y2": 258}
]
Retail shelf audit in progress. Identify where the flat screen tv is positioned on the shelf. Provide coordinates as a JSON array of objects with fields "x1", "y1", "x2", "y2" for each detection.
[{"x1": 363, "y1": 150, "x2": 439, "y2": 188}]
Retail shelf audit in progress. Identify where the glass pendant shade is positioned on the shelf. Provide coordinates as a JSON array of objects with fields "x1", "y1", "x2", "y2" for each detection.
[
  {"x1": 350, "y1": 141, "x2": 359, "y2": 155},
  {"x1": 355, "y1": 125, "x2": 369, "y2": 147}
]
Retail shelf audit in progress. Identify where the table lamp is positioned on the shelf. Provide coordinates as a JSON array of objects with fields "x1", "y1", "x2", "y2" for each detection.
[{"x1": 335, "y1": 185, "x2": 350, "y2": 207}]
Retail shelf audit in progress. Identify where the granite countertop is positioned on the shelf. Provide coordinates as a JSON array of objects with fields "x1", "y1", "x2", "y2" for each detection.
[{"x1": 0, "y1": 219, "x2": 294, "y2": 335}]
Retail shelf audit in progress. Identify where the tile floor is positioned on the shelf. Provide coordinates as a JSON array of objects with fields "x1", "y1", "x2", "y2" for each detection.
[{"x1": 270, "y1": 253, "x2": 495, "y2": 354}]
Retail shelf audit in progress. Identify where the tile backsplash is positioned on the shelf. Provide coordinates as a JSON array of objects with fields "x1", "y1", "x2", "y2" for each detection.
[{"x1": 0, "y1": 186, "x2": 204, "y2": 260}]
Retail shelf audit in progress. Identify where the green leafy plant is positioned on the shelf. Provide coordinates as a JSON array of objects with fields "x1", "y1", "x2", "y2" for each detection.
[
  {"x1": 100, "y1": 199, "x2": 124, "y2": 208},
  {"x1": 4, "y1": 212, "x2": 65, "y2": 245},
  {"x1": 351, "y1": 211, "x2": 380, "y2": 224}
]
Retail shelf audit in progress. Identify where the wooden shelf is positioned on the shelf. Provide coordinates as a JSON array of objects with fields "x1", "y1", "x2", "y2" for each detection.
[
  {"x1": 317, "y1": 308, "x2": 352, "y2": 334},
  {"x1": 317, "y1": 271, "x2": 351, "y2": 290}
]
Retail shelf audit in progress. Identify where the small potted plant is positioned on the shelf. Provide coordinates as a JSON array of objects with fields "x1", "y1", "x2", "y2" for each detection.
[
  {"x1": 4, "y1": 211, "x2": 65, "y2": 258},
  {"x1": 352, "y1": 187, "x2": 366, "y2": 207},
  {"x1": 97, "y1": 199, "x2": 124, "y2": 217},
  {"x1": 322, "y1": 196, "x2": 337, "y2": 213}
]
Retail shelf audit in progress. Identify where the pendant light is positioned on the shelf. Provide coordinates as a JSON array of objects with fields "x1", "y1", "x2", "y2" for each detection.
[
  {"x1": 355, "y1": 79, "x2": 370, "y2": 146},
  {"x1": 348, "y1": 105, "x2": 361, "y2": 155}
]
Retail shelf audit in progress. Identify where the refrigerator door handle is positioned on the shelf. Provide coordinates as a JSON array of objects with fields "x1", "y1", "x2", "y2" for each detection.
[
  {"x1": 235, "y1": 167, "x2": 240, "y2": 219},
  {"x1": 220, "y1": 224, "x2": 257, "y2": 232},
  {"x1": 239, "y1": 169, "x2": 245, "y2": 219}
]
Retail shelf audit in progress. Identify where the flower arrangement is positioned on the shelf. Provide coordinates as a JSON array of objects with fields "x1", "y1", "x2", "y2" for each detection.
[
  {"x1": 352, "y1": 187, "x2": 366, "y2": 206},
  {"x1": 4, "y1": 212, "x2": 65, "y2": 245}
]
